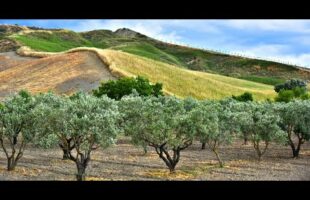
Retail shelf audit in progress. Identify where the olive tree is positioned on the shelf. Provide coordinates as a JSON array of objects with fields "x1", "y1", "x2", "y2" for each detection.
[
  {"x1": 275, "y1": 100, "x2": 310, "y2": 158},
  {"x1": 118, "y1": 93, "x2": 149, "y2": 154},
  {"x1": 0, "y1": 90, "x2": 38, "y2": 171},
  {"x1": 238, "y1": 102, "x2": 286, "y2": 161},
  {"x1": 35, "y1": 92, "x2": 120, "y2": 181},
  {"x1": 192, "y1": 100, "x2": 240, "y2": 167},
  {"x1": 120, "y1": 95, "x2": 195, "y2": 173},
  {"x1": 32, "y1": 92, "x2": 74, "y2": 159}
]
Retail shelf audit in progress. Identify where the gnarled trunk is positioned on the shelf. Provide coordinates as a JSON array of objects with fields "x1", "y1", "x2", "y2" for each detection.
[
  {"x1": 201, "y1": 142, "x2": 206, "y2": 150},
  {"x1": 253, "y1": 140, "x2": 269, "y2": 161},
  {"x1": 76, "y1": 162, "x2": 87, "y2": 181},
  {"x1": 59, "y1": 138, "x2": 75, "y2": 160},
  {"x1": 7, "y1": 157, "x2": 17, "y2": 171},
  {"x1": 156, "y1": 147, "x2": 180, "y2": 173},
  {"x1": 288, "y1": 132, "x2": 303, "y2": 158},
  {"x1": 61, "y1": 147, "x2": 70, "y2": 160},
  {"x1": 68, "y1": 137, "x2": 93, "y2": 181},
  {"x1": 0, "y1": 137, "x2": 25, "y2": 171},
  {"x1": 243, "y1": 138, "x2": 248, "y2": 145},
  {"x1": 151, "y1": 140, "x2": 192, "y2": 173}
]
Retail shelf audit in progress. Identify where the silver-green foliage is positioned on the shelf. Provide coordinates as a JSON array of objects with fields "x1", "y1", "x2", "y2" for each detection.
[
  {"x1": 0, "y1": 91, "x2": 38, "y2": 170},
  {"x1": 34, "y1": 92, "x2": 120, "y2": 180},
  {"x1": 190, "y1": 99, "x2": 240, "y2": 167},
  {"x1": 236, "y1": 101, "x2": 286, "y2": 160},
  {"x1": 275, "y1": 100, "x2": 310, "y2": 157},
  {"x1": 120, "y1": 95, "x2": 195, "y2": 172}
]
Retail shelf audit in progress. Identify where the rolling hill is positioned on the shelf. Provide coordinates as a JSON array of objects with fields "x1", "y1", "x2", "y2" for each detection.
[
  {"x1": 1, "y1": 25, "x2": 310, "y2": 86},
  {"x1": 6, "y1": 46, "x2": 275, "y2": 100},
  {"x1": 2, "y1": 24, "x2": 310, "y2": 100}
]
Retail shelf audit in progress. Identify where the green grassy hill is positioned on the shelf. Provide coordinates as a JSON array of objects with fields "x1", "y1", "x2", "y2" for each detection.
[{"x1": 2, "y1": 25, "x2": 310, "y2": 86}]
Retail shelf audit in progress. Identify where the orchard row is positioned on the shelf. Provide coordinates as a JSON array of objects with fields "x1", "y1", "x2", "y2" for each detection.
[{"x1": 0, "y1": 91, "x2": 309, "y2": 180}]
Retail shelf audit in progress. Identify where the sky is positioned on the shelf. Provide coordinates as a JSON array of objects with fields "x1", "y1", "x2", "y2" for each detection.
[{"x1": 1, "y1": 19, "x2": 310, "y2": 68}]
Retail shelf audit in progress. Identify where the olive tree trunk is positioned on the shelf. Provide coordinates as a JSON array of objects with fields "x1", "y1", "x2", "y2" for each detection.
[
  {"x1": 201, "y1": 142, "x2": 206, "y2": 150},
  {"x1": 287, "y1": 131, "x2": 304, "y2": 158},
  {"x1": 59, "y1": 138, "x2": 75, "y2": 160},
  {"x1": 253, "y1": 140, "x2": 269, "y2": 161},
  {"x1": 149, "y1": 140, "x2": 192, "y2": 173},
  {"x1": 0, "y1": 138, "x2": 26, "y2": 171}
]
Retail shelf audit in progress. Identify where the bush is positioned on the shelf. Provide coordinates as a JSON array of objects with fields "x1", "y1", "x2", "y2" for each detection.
[
  {"x1": 232, "y1": 92, "x2": 254, "y2": 102},
  {"x1": 275, "y1": 87, "x2": 309, "y2": 102},
  {"x1": 93, "y1": 76, "x2": 163, "y2": 100},
  {"x1": 275, "y1": 89, "x2": 295, "y2": 103}
]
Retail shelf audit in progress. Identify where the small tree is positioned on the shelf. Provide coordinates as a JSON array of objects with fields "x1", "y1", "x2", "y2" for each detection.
[
  {"x1": 118, "y1": 92, "x2": 149, "y2": 154},
  {"x1": 194, "y1": 100, "x2": 241, "y2": 167},
  {"x1": 189, "y1": 101, "x2": 219, "y2": 165},
  {"x1": 276, "y1": 100, "x2": 310, "y2": 158},
  {"x1": 231, "y1": 101, "x2": 254, "y2": 145},
  {"x1": 0, "y1": 90, "x2": 38, "y2": 171},
  {"x1": 238, "y1": 102, "x2": 286, "y2": 161},
  {"x1": 36, "y1": 92, "x2": 120, "y2": 181},
  {"x1": 120, "y1": 95, "x2": 195, "y2": 173},
  {"x1": 274, "y1": 79, "x2": 307, "y2": 93},
  {"x1": 33, "y1": 92, "x2": 74, "y2": 160},
  {"x1": 230, "y1": 93, "x2": 253, "y2": 145},
  {"x1": 93, "y1": 76, "x2": 163, "y2": 100}
]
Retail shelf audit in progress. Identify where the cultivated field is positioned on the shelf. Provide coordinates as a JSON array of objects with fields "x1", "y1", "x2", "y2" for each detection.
[
  {"x1": 0, "y1": 51, "x2": 116, "y2": 98},
  {"x1": 0, "y1": 138, "x2": 309, "y2": 180}
]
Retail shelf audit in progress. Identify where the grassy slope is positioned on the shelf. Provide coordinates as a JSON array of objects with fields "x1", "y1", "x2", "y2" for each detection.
[
  {"x1": 11, "y1": 30, "x2": 95, "y2": 52},
  {"x1": 11, "y1": 29, "x2": 310, "y2": 86},
  {"x1": 111, "y1": 42, "x2": 184, "y2": 66},
  {"x1": 100, "y1": 49, "x2": 275, "y2": 100}
]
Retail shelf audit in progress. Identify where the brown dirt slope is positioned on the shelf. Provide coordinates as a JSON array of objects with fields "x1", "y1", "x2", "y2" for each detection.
[{"x1": 0, "y1": 51, "x2": 116, "y2": 98}]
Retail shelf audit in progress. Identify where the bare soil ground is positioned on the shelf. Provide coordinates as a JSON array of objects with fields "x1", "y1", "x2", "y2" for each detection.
[
  {"x1": 0, "y1": 51, "x2": 116, "y2": 99},
  {"x1": 0, "y1": 139, "x2": 309, "y2": 181},
  {"x1": 0, "y1": 51, "x2": 36, "y2": 71}
]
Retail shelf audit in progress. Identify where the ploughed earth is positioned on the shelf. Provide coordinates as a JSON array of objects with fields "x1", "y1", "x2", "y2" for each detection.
[
  {"x1": 0, "y1": 51, "x2": 116, "y2": 99},
  {"x1": 0, "y1": 138, "x2": 309, "y2": 180}
]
